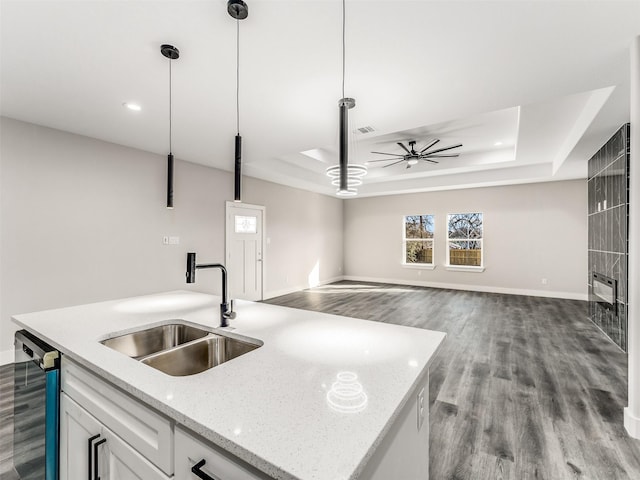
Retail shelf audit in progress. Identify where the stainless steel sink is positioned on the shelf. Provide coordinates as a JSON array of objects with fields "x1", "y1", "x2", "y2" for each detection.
[
  {"x1": 101, "y1": 322, "x2": 261, "y2": 375},
  {"x1": 101, "y1": 323, "x2": 210, "y2": 359},
  {"x1": 141, "y1": 334, "x2": 260, "y2": 376}
]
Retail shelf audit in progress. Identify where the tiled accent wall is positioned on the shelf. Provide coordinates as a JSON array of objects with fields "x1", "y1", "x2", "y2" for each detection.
[{"x1": 588, "y1": 124, "x2": 630, "y2": 351}]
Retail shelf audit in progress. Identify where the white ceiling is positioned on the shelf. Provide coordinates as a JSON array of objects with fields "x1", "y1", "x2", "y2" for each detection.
[{"x1": 1, "y1": 0, "x2": 639, "y2": 198}]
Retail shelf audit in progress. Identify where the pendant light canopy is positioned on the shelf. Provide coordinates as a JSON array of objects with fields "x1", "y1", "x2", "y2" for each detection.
[
  {"x1": 161, "y1": 44, "x2": 179, "y2": 209},
  {"x1": 326, "y1": 0, "x2": 367, "y2": 197},
  {"x1": 228, "y1": 0, "x2": 248, "y2": 202}
]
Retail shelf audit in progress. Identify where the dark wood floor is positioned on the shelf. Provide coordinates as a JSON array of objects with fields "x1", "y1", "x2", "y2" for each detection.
[
  {"x1": 265, "y1": 281, "x2": 640, "y2": 480},
  {"x1": 1, "y1": 281, "x2": 639, "y2": 479},
  {"x1": 0, "y1": 362, "x2": 18, "y2": 480}
]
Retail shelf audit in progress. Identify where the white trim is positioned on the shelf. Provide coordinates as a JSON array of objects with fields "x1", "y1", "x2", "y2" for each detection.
[
  {"x1": 263, "y1": 276, "x2": 345, "y2": 300},
  {"x1": 343, "y1": 275, "x2": 588, "y2": 301},
  {"x1": 446, "y1": 265, "x2": 485, "y2": 273},
  {"x1": 402, "y1": 264, "x2": 436, "y2": 270},
  {"x1": 0, "y1": 349, "x2": 14, "y2": 365},
  {"x1": 625, "y1": 407, "x2": 640, "y2": 440}
]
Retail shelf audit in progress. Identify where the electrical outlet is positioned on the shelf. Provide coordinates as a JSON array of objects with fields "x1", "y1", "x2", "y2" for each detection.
[
  {"x1": 417, "y1": 387, "x2": 425, "y2": 430},
  {"x1": 541, "y1": 278, "x2": 548, "y2": 285},
  {"x1": 169, "y1": 236, "x2": 180, "y2": 245}
]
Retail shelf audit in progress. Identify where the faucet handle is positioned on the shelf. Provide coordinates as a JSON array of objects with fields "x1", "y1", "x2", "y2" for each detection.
[{"x1": 227, "y1": 299, "x2": 237, "y2": 319}]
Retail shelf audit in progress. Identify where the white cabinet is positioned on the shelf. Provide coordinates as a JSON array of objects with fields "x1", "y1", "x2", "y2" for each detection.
[
  {"x1": 60, "y1": 392, "x2": 101, "y2": 480},
  {"x1": 175, "y1": 427, "x2": 270, "y2": 480},
  {"x1": 60, "y1": 393, "x2": 170, "y2": 480},
  {"x1": 61, "y1": 358, "x2": 267, "y2": 480},
  {"x1": 61, "y1": 357, "x2": 173, "y2": 475}
]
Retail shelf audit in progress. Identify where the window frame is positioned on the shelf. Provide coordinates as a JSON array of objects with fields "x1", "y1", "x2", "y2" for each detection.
[
  {"x1": 445, "y1": 212, "x2": 485, "y2": 272},
  {"x1": 402, "y1": 214, "x2": 435, "y2": 269}
]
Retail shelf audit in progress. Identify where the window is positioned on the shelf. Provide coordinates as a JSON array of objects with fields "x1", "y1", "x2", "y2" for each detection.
[
  {"x1": 235, "y1": 215, "x2": 257, "y2": 234},
  {"x1": 403, "y1": 215, "x2": 434, "y2": 265},
  {"x1": 447, "y1": 213, "x2": 483, "y2": 267}
]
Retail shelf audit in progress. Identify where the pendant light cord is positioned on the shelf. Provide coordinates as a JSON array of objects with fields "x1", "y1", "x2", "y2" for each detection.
[
  {"x1": 236, "y1": 17, "x2": 240, "y2": 135},
  {"x1": 342, "y1": 0, "x2": 345, "y2": 100},
  {"x1": 169, "y1": 58, "x2": 173, "y2": 154}
]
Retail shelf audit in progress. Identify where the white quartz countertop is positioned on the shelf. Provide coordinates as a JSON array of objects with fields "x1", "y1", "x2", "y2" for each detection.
[{"x1": 13, "y1": 290, "x2": 446, "y2": 480}]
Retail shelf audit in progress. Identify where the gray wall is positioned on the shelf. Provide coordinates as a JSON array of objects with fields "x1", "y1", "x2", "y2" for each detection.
[
  {"x1": 344, "y1": 180, "x2": 588, "y2": 299},
  {"x1": 588, "y1": 124, "x2": 630, "y2": 351},
  {"x1": 243, "y1": 177, "x2": 343, "y2": 297},
  {"x1": 0, "y1": 117, "x2": 343, "y2": 358}
]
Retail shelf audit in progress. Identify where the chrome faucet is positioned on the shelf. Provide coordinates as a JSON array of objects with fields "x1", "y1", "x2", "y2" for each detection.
[{"x1": 186, "y1": 252, "x2": 236, "y2": 327}]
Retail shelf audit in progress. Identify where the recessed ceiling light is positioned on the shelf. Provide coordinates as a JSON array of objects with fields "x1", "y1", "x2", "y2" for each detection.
[
  {"x1": 494, "y1": 141, "x2": 503, "y2": 146},
  {"x1": 123, "y1": 102, "x2": 141, "y2": 112}
]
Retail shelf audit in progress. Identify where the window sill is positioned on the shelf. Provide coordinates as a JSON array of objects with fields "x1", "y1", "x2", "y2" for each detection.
[
  {"x1": 446, "y1": 265, "x2": 485, "y2": 273},
  {"x1": 402, "y1": 264, "x2": 436, "y2": 270}
]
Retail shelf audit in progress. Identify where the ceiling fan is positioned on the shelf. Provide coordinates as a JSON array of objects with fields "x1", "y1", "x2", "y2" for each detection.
[{"x1": 368, "y1": 140, "x2": 462, "y2": 169}]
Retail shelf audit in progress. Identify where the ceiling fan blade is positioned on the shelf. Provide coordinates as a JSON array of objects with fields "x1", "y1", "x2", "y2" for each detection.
[
  {"x1": 421, "y1": 153, "x2": 459, "y2": 158},
  {"x1": 382, "y1": 159, "x2": 406, "y2": 168},
  {"x1": 419, "y1": 139, "x2": 440, "y2": 153},
  {"x1": 396, "y1": 142, "x2": 412, "y2": 155},
  {"x1": 371, "y1": 151, "x2": 405, "y2": 157},
  {"x1": 422, "y1": 143, "x2": 463, "y2": 156},
  {"x1": 421, "y1": 158, "x2": 439, "y2": 164},
  {"x1": 367, "y1": 157, "x2": 405, "y2": 163}
]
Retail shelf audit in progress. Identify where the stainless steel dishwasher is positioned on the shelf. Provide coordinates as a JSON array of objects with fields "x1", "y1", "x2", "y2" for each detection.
[{"x1": 14, "y1": 329, "x2": 60, "y2": 480}]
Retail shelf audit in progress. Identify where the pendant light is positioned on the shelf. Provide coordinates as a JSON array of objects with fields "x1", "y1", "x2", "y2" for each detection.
[
  {"x1": 326, "y1": 0, "x2": 367, "y2": 197},
  {"x1": 161, "y1": 44, "x2": 179, "y2": 209},
  {"x1": 228, "y1": 0, "x2": 248, "y2": 202}
]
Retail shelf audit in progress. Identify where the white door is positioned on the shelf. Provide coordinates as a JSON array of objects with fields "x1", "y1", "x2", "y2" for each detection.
[{"x1": 226, "y1": 202, "x2": 264, "y2": 301}]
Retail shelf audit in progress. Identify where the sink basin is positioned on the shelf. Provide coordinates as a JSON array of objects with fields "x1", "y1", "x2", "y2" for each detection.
[
  {"x1": 140, "y1": 334, "x2": 260, "y2": 376},
  {"x1": 101, "y1": 323, "x2": 210, "y2": 359}
]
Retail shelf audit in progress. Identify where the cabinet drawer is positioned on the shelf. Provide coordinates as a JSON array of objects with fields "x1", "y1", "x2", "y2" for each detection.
[
  {"x1": 61, "y1": 357, "x2": 174, "y2": 475},
  {"x1": 175, "y1": 426, "x2": 270, "y2": 480}
]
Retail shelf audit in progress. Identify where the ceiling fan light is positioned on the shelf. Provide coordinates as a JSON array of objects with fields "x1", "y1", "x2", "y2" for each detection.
[{"x1": 407, "y1": 159, "x2": 419, "y2": 165}]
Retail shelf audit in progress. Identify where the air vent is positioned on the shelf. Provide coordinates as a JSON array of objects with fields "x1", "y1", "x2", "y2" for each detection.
[{"x1": 356, "y1": 126, "x2": 375, "y2": 134}]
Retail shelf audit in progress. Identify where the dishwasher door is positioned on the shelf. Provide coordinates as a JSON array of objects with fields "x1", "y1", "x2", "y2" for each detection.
[{"x1": 14, "y1": 330, "x2": 60, "y2": 480}]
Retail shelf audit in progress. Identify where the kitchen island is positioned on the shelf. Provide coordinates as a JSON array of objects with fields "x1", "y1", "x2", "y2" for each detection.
[{"x1": 13, "y1": 290, "x2": 446, "y2": 480}]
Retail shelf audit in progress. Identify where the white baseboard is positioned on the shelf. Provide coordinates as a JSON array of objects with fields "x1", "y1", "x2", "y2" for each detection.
[
  {"x1": 0, "y1": 349, "x2": 14, "y2": 366},
  {"x1": 263, "y1": 276, "x2": 345, "y2": 300},
  {"x1": 625, "y1": 407, "x2": 640, "y2": 439},
  {"x1": 342, "y1": 275, "x2": 588, "y2": 301}
]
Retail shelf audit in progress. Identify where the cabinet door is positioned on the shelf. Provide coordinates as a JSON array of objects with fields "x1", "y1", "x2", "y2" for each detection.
[
  {"x1": 175, "y1": 427, "x2": 269, "y2": 480},
  {"x1": 60, "y1": 393, "x2": 101, "y2": 480},
  {"x1": 99, "y1": 427, "x2": 169, "y2": 480},
  {"x1": 61, "y1": 392, "x2": 169, "y2": 480}
]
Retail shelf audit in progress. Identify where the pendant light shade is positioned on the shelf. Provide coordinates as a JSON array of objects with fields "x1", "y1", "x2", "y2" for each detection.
[
  {"x1": 339, "y1": 97, "x2": 355, "y2": 193},
  {"x1": 161, "y1": 44, "x2": 179, "y2": 209},
  {"x1": 234, "y1": 134, "x2": 242, "y2": 202},
  {"x1": 327, "y1": 0, "x2": 366, "y2": 196},
  {"x1": 167, "y1": 153, "x2": 174, "y2": 207},
  {"x1": 228, "y1": 0, "x2": 248, "y2": 203}
]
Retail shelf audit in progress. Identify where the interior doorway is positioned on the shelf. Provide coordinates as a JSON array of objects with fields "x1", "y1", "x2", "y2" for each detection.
[{"x1": 225, "y1": 202, "x2": 265, "y2": 301}]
